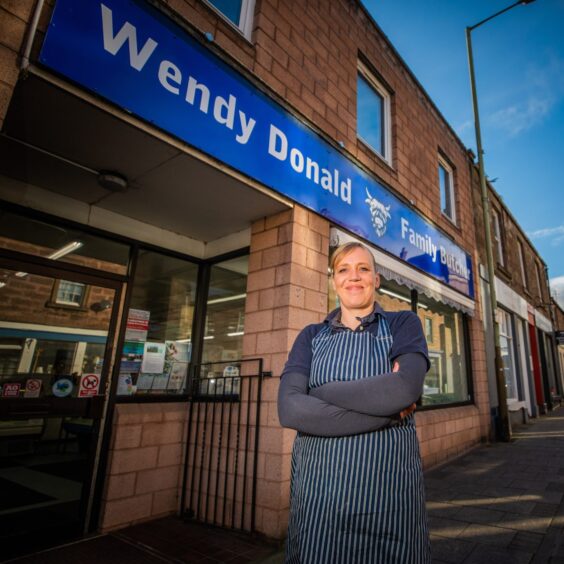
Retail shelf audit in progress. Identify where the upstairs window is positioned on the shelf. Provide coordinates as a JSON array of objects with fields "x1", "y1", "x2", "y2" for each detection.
[
  {"x1": 205, "y1": 0, "x2": 256, "y2": 39},
  {"x1": 517, "y1": 240, "x2": 528, "y2": 290},
  {"x1": 535, "y1": 262, "x2": 544, "y2": 301},
  {"x1": 357, "y1": 62, "x2": 392, "y2": 164},
  {"x1": 438, "y1": 156, "x2": 456, "y2": 223},
  {"x1": 492, "y1": 208, "x2": 505, "y2": 267}
]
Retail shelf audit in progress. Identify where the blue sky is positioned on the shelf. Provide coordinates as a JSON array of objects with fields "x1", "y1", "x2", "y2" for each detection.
[{"x1": 363, "y1": 0, "x2": 564, "y2": 305}]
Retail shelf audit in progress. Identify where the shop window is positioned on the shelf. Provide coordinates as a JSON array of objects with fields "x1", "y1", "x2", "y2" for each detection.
[
  {"x1": 498, "y1": 309, "x2": 518, "y2": 401},
  {"x1": 117, "y1": 250, "x2": 198, "y2": 397},
  {"x1": 357, "y1": 62, "x2": 392, "y2": 164},
  {"x1": 202, "y1": 256, "x2": 248, "y2": 364},
  {"x1": 205, "y1": 0, "x2": 256, "y2": 39},
  {"x1": 438, "y1": 155, "x2": 456, "y2": 223},
  {"x1": 0, "y1": 338, "x2": 23, "y2": 377},
  {"x1": 0, "y1": 209, "x2": 130, "y2": 275},
  {"x1": 377, "y1": 278, "x2": 412, "y2": 312},
  {"x1": 417, "y1": 294, "x2": 470, "y2": 407},
  {"x1": 492, "y1": 208, "x2": 505, "y2": 267},
  {"x1": 517, "y1": 240, "x2": 528, "y2": 290},
  {"x1": 198, "y1": 256, "x2": 248, "y2": 398}
]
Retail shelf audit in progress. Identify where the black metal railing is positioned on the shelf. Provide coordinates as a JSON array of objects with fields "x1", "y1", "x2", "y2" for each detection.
[{"x1": 181, "y1": 358, "x2": 267, "y2": 533}]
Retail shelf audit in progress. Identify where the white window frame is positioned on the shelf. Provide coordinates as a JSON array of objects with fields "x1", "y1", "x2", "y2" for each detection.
[
  {"x1": 438, "y1": 155, "x2": 456, "y2": 224},
  {"x1": 498, "y1": 308, "x2": 518, "y2": 401},
  {"x1": 203, "y1": 0, "x2": 256, "y2": 40},
  {"x1": 492, "y1": 208, "x2": 505, "y2": 267},
  {"x1": 357, "y1": 61, "x2": 392, "y2": 165},
  {"x1": 517, "y1": 239, "x2": 527, "y2": 290}
]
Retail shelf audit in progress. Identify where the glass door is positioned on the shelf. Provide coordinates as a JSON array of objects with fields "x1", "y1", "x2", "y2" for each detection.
[{"x1": 0, "y1": 261, "x2": 120, "y2": 558}]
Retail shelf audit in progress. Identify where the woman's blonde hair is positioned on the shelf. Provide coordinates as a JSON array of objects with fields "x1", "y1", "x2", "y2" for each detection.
[{"x1": 329, "y1": 242, "x2": 377, "y2": 275}]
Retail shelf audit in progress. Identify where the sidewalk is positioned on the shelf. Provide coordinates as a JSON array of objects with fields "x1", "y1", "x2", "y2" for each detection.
[{"x1": 8, "y1": 408, "x2": 564, "y2": 563}]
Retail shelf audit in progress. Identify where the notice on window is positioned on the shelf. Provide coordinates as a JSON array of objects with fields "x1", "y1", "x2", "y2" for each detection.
[
  {"x1": 167, "y1": 362, "x2": 188, "y2": 391},
  {"x1": 141, "y1": 342, "x2": 166, "y2": 374},
  {"x1": 136, "y1": 373, "x2": 155, "y2": 390},
  {"x1": 151, "y1": 373, "x2": 169, "y2": 390},
  {"x1": 125, "y1": 308, "x2": 150, "y2": 342},
  {"x1": 117, "y1": 373, "x2": 134, "y2": 395},
  {"x1": 121, "y1": 341, "x2": 144, "y2": 372}
]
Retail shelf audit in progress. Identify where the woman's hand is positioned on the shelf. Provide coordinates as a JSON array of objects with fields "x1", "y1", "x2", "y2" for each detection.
[
  {"x1": 393, "y1": 361, "x2": 416, "y2": 419},
  {"x1": 399, "y1": 403, "x2": 417, "y2": 419}
]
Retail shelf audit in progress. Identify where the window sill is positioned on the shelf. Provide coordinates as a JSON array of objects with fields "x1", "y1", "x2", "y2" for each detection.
[
  {"x1": 357, "y1": 137, "x2": 394, "y2": 173},
  {"x1": 496, "y1": 264, "x2": 512, "y2": 281},
  {"x1": 440, "y1": 211, "x2": 461, "y2": 233},
  {"x1": 116, "y1": 394, "x2": 190, "y2": 403},
  {"x1": 45, "y1": 301, "x2": 88, "y2": 312}
]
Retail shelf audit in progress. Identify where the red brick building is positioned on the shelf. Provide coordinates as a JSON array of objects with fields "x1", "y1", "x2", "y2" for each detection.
[
  {"x1": 1, "y1": 0, "x2": 494, "y2": 556},
  {"x1": 470, "y1": 165, "x2": 561, "y2": 423}
]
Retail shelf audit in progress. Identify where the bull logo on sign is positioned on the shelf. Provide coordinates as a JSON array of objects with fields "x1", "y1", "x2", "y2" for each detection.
[{"x1": 365, "y1": 188, "x2": 391, "y2": 237}]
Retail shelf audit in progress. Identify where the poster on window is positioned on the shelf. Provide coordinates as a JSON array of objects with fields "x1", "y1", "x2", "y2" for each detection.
[
  {"x1": 125, "y1": 309, "x2": 150, "y2": 342},
  {"x1": 141, "y1": 342, "x2": 166, "y2": 374},
  {"x1": 151, "y1": 373, "x2": 169, "y2": 390},
  {"x1": 136, "y1": 373, "x2": 155, "y2": 390},
  {"x1": 121, "y1": 341, "x2": 144, "y2": 372},
  {"x1": 167, "y1": 362, "x2": 188, "y2": 391}
]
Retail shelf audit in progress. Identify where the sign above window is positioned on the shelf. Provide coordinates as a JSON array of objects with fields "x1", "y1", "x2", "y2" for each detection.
[{"x1": 40, "y1": 0, "x2": 474, "y2": 299}]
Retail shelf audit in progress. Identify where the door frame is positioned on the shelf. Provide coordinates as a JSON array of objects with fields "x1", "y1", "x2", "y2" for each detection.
[{"x1": 0, "y1": 249, "x2": 126, "y2": 536}]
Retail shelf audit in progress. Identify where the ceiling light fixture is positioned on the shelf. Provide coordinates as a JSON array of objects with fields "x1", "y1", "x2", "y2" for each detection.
[
  {"x1": 207, "y1": 293, "x2": 247, "y2": 305},
  {"x1": 47, "y1": 240, "x2": 84, "y2": 260},
  {"x1": 98, "y1": 171, "x2": 128, "y2": 192}
]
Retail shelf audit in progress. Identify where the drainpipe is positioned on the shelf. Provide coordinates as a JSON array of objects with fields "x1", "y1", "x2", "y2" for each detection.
[{"x1": 21, "y1": 0, "x2": 46, "y2": 72}]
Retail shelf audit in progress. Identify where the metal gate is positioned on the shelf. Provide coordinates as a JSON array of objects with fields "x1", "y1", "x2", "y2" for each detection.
[{"x1": 181, "y1": 358, "x2": 267, "y2": 532}]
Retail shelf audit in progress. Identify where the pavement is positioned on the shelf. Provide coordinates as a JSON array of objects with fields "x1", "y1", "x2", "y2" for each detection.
[{"x1": 7, "y1": 407, "x2": 564, "y2": 563}]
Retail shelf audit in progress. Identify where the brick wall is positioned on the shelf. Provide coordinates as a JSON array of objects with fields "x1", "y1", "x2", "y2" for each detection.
[
  {"x1": 470, "y1": 164, "x2": 551, "y2": 319},
  {"x1": 244, "y1": 205, "x2": 329, "y2": 539},
  {"x1": 100, "y1": 402, "x2": 188, "y2": 531}
]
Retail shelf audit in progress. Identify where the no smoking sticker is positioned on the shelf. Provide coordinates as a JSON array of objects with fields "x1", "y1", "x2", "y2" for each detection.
[
  {"x1": 79, "y1": 374, "x2": 100, "y2": 397},
  {"x1": 24, "y1": 379, "x2": 43, "y2": 398}
]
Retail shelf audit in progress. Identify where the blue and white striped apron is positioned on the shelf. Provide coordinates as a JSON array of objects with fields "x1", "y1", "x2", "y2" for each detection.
[{"x1": 286, "y1": 317, "x2": 431, "y2": 563}]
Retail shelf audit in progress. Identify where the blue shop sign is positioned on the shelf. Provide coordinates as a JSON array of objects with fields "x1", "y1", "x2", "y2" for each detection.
[{"x1": 40, "y1": 0, "x2": 474, "y2": 298}]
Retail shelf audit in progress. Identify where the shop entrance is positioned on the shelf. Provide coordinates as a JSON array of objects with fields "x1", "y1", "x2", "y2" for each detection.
[{"x1": 0, "y1": 258, "x2": 122, "y2": 558}]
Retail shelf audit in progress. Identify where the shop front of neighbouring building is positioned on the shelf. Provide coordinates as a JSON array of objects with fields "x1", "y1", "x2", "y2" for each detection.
[{"x1": 1, "y1": 0, "x2": 490, "y2": 556}]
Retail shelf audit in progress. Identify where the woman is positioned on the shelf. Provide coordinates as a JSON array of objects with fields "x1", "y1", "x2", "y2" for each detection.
[{"x1": 278, "y1": 242, "x2": 431, "y2": 564}]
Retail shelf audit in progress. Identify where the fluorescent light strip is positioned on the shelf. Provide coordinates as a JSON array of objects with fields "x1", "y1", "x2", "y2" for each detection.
[
  {"x1": 203, "y1": 335, "x2": 215, "y2": 340},
  {"x1": 207, "y1": 293, "x2": 247, "y2": 305},
  {"x1": 47, "y1": 240, "x2": 83, "y2": 260},
  {"x1": 227, "y1": 331, "x2": 244, "y2": 337}
]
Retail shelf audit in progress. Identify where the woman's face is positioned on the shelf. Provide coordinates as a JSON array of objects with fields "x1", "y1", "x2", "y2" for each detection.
[{"x1": 332, "y1": 247, "x2": 380, "y2": 313}]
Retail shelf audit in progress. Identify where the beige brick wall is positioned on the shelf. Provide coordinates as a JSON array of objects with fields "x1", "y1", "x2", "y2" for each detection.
[
  {"x1": 0, "y1": 0, "x2": 35, "y2": 127},
  {"x1": 244, "y1": 206, "x2": 329, "y2": 539},
  {"x1": 99, "y1": 403, "x2": 188, "y2": 532}
]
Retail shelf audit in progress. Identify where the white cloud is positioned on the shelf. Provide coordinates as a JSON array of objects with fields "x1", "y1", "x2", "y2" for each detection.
[
  {"x1": 455, "y1": 119, "x2": 474, "y2": 135},
  {"x1": 527, "y1": 225, "x2": 564, "y2": 246},
  {"x1": 488, "y1": 53, "x2": 564, "y2": 137},
  {"x1": 489, "y1": 96, "x2": 553, "y2": 137},
  {"x1": 551, "y1": 276, "x2": 564, "y2": 308}
]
